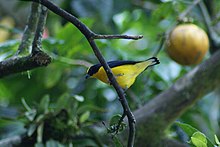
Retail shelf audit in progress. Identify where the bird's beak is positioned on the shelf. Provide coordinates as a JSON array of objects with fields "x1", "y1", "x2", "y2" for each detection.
[{"x1": 85, "y1": 74, "x2": 90, "y2": 79}]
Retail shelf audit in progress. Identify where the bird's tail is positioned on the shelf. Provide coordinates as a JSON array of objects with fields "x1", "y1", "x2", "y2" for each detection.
[{"x1": 143, "y1": 57, "x2": 160, "y2": 70}]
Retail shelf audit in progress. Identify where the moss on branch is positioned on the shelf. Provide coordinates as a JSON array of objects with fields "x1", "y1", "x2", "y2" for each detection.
[{"x1": 0, "y1": 51, "x2": 51, "y2": 78}]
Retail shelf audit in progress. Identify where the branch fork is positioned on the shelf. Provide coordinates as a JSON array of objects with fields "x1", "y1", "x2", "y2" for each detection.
[
  {"x1": 0, "y1": 2, "x2": 51, "y2": 78},
  {"x1": 29, "y1": 0, "x2": 143, "y2": 146}
]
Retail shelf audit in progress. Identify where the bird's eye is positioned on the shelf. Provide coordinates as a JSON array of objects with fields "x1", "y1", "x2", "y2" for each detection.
[{"x1": 85, "y1": 74, "x2": 90, "y2": 79}]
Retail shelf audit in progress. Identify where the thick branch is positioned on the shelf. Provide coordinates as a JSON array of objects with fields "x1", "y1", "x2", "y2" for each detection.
[
  {"x1": 0, "y1": 2, "x2": 51, "y2": 78},
  {"x1": 0, "y1": 51, "x2": 51, "y2": 78},
  {"x1": 134, "y1": 50, "x2": 220, "y2": 146}
]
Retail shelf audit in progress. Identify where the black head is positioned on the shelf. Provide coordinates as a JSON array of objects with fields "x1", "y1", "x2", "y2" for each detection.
[{"x1": 85, "y1": 64, "x2": 102, "y2": 79}]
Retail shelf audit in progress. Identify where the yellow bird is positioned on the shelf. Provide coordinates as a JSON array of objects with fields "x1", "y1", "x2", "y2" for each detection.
[{"x1": 85, "y1": 57, "x2": 159, "y2": 89}]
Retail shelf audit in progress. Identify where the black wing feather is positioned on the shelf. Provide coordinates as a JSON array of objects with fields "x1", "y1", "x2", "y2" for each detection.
[
  {"x1": 107, "y1": 60, "x2": 139, "y2": 68},
  {"x1": 87, "y1": 57, "x2": 159, "y2": 76}
]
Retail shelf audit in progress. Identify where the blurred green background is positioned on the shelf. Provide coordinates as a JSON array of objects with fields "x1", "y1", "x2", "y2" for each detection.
[{"x1": 0, "y1": 0, "x2": 219, "y2": 146}]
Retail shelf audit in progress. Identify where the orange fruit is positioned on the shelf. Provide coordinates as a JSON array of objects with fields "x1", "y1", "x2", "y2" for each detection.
[{"x1": 165, "y1": 24, "x2": 209, "y2": 65}]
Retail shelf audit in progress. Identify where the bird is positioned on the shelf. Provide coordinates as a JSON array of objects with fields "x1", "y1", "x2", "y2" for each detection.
[{"x1": 85, "y1": 57, "x2": 159, "y2": 89}]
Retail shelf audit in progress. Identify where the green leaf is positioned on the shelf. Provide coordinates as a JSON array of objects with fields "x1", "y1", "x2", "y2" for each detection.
[
  {"x1": 73, "y1": 95, "x2": 84, "y2": 102},
  {"x1": 0, "y1": 39, "x2": 19, "y2": 52},
  {"x1": 24, "y1": 109, "x2": 37, "y2": 121},
  {"x1": 37, "y1": 123, "x2": 44, "y2": 143},
  {"x1": 214, "y1": 135, "x2": 220, "y2": 145},
  {"x1": 55, "y1": 23, "x2": 82, "y2": 55},
  {"x1": 192, "y1": 132, "x2": 207, "y2": 143},
  {"x1": 27, "y1": 70, "x2": 31, "y2": 79},
  {"x1": 77, "y1": 104, "x2": 106, "y2": 114},
  {"x1": 21, "y1": 98, "x2": 32, "y2": 112},
  {"x1": 79, "y1": 111, "x2": 90, "y2": 123},
  {"x1": 175, "y1": 122, "x2": 214, "y2": 147},
  {"x1": 108, "y1": 114, "x2": 127, "y2": 133},
  {"x1": 110, "y1": 114, "x2": 122, "y2": 126},
  {"x1": 28, "y1": 124, "x2": 37, "y2": 137},
  {"x1": 176, "y1": 121, "x2": 200, "y2": 136},
  {"x1": 0, "y1": 82, "x2": 12, "y2": 100},
  {"x1": 191, "y1": 132, "x2": 207, "y2": 147},
  {"x1": 112, "y1": 135, "x2": 123, "y2": 147},
  {"x1": 72, "y1": 0, "x2": 113, "y2": 24},
  {"x1": 43, "y1": 67, "x2": 62, "y2": 88},
  {"x1": 191, "y1": 137, "x2": 207, "y2": 147},
  {"x1": 21, "y1": 97, "x2": 36, "y2": 121},
  {"x1": 0, "y1": 120, "x2": 26, "y2": 138},
  {"x1": 152, "y1": 2, "x2": 173, "y2": 22},
  {"x1": 35, "y1": 114, "x2": 45, "y2": 123},
  {"x1": 35, "y1": 143, "x2": 44, "y2": 147},
  {"x1": 46, "y1": 139, "x2": 64, "y2": 147},
  {"x1": 39, "y1": 95, "x2": 50, "y2": 113},
  {"x1": 55, "y1": 22, "x2": 92, "y2": 57},
  {"x1": 55, "y1": 93, "x2": 69, "y2": 110}
]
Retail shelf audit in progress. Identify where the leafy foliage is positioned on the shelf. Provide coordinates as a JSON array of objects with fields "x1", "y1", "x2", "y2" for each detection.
[
  {"x1": 1, "y1": 94, "x2": 105, "y2": 146},
  {"x1": 176, "y1": 122, "x2": 214, "y2": 147}
]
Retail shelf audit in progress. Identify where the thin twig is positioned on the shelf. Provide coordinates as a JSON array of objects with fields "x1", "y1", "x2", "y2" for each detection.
[
  {"x1": 16, "y1": 2, "x2": 40, "y2": 55},
  {"x1": 198, "y1": 1, "x2": 214, "y2": 34},
  {"x1": 178, "y1": 0, "x2": 201, "y2": 21},
  {"x1": 116, "y1": 112, "x2": 126, "y2": 134},
  {"x1": 32, "y1": 5, "x2": 48, "y2": 54},
  {"x1": 48, "y1": 51, "x2": 92, "y2": 67},
  {"x1": 31, "y1": 0, "x2": 136, "y2": 146},
  {"x1": 153, "y1": 34, "x2": 166, "y2": 57},
  {"x1": 89, "y1": 39, "x2": 136, "y2": 147},
  {"x1": 92, "y1": 34, "x2": 143, "y2": 40},
  {"x1": 198, "y1": 1, "x2": 220, "y2": 52},
  {"x1": 58, "y1": 58, "x2": 92, "y2": 67}
]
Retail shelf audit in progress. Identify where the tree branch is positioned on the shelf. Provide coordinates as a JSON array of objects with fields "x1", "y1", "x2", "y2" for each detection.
[
  {"x1": 178, "y1": 0, "x2": 201, "y2": 21},
  {"x1": 29, "y1": 0, "x2": 141, "y2": 146},
  {"x1": 0, "y1": 1, "x2": 51, "y2": 78},
  {"x1": 134, "y1": 50, "x2": 220, "y2": 146},
  {"x1": 16, "y1": 2, "x2": 40, "y2": 55},
  {"x1": 32, "y1": 5, "x2": 48, "y2": 53},
  {"x1": 91, "y1": 34, "x2": 143, "y2": 40},
  {"x1": 0, "y1": 51, "x2": 51, "y2": 78},
  {"x1": 198, "y1": 1, "x2": 220, "y2": 53}
]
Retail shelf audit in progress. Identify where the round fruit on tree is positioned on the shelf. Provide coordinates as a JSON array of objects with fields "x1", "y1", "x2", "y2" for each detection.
[{"x1": 165, "y1": 24, "x2": 209, "y2": 65}]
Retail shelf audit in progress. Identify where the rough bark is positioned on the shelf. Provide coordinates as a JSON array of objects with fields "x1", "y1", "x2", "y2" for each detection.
[{"x1": 0, "y1": 51, "x2": 51, "y2": 78}]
